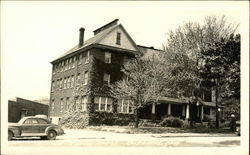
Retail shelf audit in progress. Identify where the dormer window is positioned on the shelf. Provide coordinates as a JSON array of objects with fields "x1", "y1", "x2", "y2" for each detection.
[
  {"x1": 105, "y1": 52, "x2": 111, "y2": 64},
  {"x1": 116, "y1": 32, "x2": 121, "y2": 45}
]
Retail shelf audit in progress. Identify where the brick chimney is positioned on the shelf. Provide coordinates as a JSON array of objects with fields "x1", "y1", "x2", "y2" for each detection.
[{"x1": 79, "y1": 27, "x2": 85, "y2": 47}]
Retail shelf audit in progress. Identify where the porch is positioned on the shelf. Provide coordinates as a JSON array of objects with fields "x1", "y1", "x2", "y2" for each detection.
[{"x1": 139, "y1": 97, "x2": 217, "y2": 123}]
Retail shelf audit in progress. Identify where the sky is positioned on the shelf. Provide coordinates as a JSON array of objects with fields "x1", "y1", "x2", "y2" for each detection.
[{"x1": 1, "y1": 1, "x2": 247, "y2": 102}]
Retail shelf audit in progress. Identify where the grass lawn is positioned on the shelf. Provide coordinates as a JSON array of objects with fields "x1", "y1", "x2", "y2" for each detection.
[{"x1": 87, "y1": 125, "x2": 233, "y2": 134}]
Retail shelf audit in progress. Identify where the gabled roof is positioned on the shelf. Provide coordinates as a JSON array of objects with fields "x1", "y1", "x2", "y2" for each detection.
[{"x1": 51, "y1": 22, "x2": 139, "y2": 64}]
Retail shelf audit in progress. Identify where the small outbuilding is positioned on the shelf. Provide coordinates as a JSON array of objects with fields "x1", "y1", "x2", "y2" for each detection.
[{"x1": 8, "y1": 97, "x2": 49, "y2": 123}]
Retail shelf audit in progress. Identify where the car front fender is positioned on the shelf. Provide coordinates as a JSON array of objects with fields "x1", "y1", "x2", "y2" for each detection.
[{"x1": 8, "y1": 127, "x2": 21, "y2": 136}]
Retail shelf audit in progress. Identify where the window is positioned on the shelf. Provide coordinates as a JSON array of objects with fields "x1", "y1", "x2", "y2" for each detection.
[
  {"x1": 51, "y1": 100, "x2": 54, "y2": 112},
  {"x1": 65, "y1": 59, "x2": 68, "y2": 70},
  {"x1": 53, "y1": 66, "x2": 56, "y2": 75},
  {"x1": 24, "y1": 119, "x2": 38, "y2": 124},
  {"x1": 105, "y1": 52, "x2": 111, "y2": 64},
  {"x1": 118, "y1": 99, "x2": 134, "y2": 114},
  {"x1": 104, "y1": 73, "x2": 110, "y2": 85},
  {"x1": 66, "y1": 97, "x2": 70, "y2": 112},
  {"x1": 67, "y1": 76, "x2": 70, "y2": 88},
  {"x1": 106, "y1": 98, "x2": 112, "y2": 112},
  {"x1": 56, "y1": 80, "x2": 60, "y2": 90},
  {"x1": 75, "y1": 96, "x2": 80, "y2": 111},
  {"x1": 71, "y1": 75, "x2": 74, "y2": 88},
  {"x1": 85, "y1": 51, "x2": 90, "y2": 63},
  {"x1": 59, "y1": 79, "x2": 63, "y2": 89},
  {"x1": 81, "y1": 96, "x2": 88, "y2": 111},
  {"x1": 57, "y1": 63, "x2": 60, "y2": 73},
  {"x1": 116, "y1": 32, "x2": 121, "y2": 45},
  {"x1": 94, "y1": 96, "x2": 113, "y2": 112},
  {"x1": 83, "y1": 71, "x2": 88, "y2": 85},
  {"x1": 123, "y1": 55, "x2": 128, "y2": 65},
  {"x1": 78, "y1": 54, "x2": 82, "y2": 65},
  {"x1": 69, "y1": 58, "x2": 72, "y2": 69},
  {"x1": 64, "y1": 78, "x2": 67, "y2": 89},
  {"x1": 100, "y1": 97, "x2": 106, "y2": 111},
  {"x1": 72, "y1": 56, "x2": 76, "y2": 68},
  {"x1": 61, "y1": 61, "x2": 64, "y2": 72},
  {"x1": 77, "y1": 73, "x2": 81, "y2": 80},
  {"x1": 60, "y1": 98, "x2": 64, "y2": 112},
  {"x1": 52, "y1": 81, "x2": 55, "y2": 92},
  {"x1": 94, "y1": 96, "x2": 100, "y2": 110},
  {"x1": 38, "y1": 119, "x2": 48, "y2": 124}
]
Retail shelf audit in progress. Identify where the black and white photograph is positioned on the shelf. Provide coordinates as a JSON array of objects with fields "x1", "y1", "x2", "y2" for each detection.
[{"x1": 1, "y1": 1, "x2": 249, "y2": 155}]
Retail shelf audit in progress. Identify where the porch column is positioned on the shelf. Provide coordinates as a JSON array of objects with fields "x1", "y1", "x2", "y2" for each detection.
[
  {"x1": 201, "y1": 106, "x2": 204, "y2": 121},
  {"x1": 167, "y1": 103, "x2": 171, "y2": 115},
  {"x1": 151, "y1": 102, "x2": 156, "y2": 121},
  {"x1": 197, "y1": 107, "x2": 200, "y2": 117},
  {"x1": 182, "y1": 105, "x2": 186, "y2": 116},
  {"x1": 185, "y1": 104, "x2": 190, "y2": 119}
]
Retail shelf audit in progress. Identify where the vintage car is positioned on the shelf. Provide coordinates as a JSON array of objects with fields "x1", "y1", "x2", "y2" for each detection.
[{"x1": 8, "y1": 116, "x2": 64, "y2": 140}]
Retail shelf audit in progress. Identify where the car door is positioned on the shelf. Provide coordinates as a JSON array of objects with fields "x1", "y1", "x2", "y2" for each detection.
[
  {"x1": 21, "y1": 118, "x2": 40, "y2": 136},
  {"x1": 37, "y1": 118, "x2": 49, "y2": 134}
]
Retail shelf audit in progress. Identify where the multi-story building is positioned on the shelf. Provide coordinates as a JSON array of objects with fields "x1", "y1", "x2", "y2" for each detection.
[{"x1": 49, "y1": 19, "x2": 219, "y2": 125}]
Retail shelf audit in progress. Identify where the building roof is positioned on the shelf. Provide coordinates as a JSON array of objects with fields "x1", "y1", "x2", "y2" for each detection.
[
  {"x1": 51, "y1": 20, "x2": 139, "y2": 64},
  {"x1": 52, "y1": 23, "x2": 119, "y2": 63},
  {"x1": 158, "y1": 96, "x2": 189, "y2": 104}
]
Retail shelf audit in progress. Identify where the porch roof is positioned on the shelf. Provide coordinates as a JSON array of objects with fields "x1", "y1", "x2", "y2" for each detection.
[{"x1": 158, "y1": 97, "x2": 189, "y2": 104}]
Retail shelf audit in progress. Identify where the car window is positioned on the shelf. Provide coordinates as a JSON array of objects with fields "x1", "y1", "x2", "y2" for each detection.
[
  {"x1": 24, "y1": 118, "x2": 38, "y2": 124},
  {"x1": 38, "y1": 119, "x2": 48, "y2": 124}
]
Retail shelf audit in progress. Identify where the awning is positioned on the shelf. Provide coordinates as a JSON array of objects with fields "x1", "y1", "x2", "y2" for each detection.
[{"x1": 158, "y1": 97, "x2": 189, "y2": 104}]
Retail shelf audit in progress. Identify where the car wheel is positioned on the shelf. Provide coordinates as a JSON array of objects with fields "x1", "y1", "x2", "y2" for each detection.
[
  {"x1": 8, "y1": 131, "x2": 13, "y2": 141},
  {"x1": 47, "y1": 130, "x2": 57, "y2": 140}
]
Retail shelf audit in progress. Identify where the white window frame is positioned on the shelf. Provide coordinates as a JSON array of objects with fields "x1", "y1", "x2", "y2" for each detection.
[
  {"x1": 78, "y1": 54, "x2": 82, "y2": 65},
  {"x1": 105, "y1": 52, "x2": 111, "y2": 64},
  {"x1": 119, "y1": 99, "x2": 134, "y2": 114},
  {"x1": 69, "y1": 58, "x2": 72, "y2": 69},
  {"x1": 60, "y1": 98, "x2": 64, "y2": 112},
  {"x1": 71, "y1": 75, "x2": 74, "y2": 88},
  {"x1": 59, "y1": 79, "x2": 63, "y2": 89},
  {"x1": 83, "y1": 71, "x2": 88, "y2": 85},
  {"x1": 61, "y1": 61, "x2": 64, "y2": 72},
  {"x1": 52, "y1": 81, "x2": 55, "y2": 92},
  {"x1": 104, "y1": 73, "x2": 110, "y2": 85},
  {"x1": 72, "y1": 56, "x2": 76, "y2": 68},
  {"x1": 65, "y1": 97, "x2": 69, "y2": 112},
  {"x1": 85, "y1": 51, "x2": 90, "y2": 64},
  {"x1": 81, "y1": 96, "x2": 88, "y2": 112},
  {"x1": 95, "y1": 96, "x2": 113, "y2": 112}
]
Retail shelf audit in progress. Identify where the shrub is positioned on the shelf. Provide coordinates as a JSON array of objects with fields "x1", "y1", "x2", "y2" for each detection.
[
  {"x1": 159, "y1": 116, "x2": 185, "y2": 128},
  {"x1": 138, "y1": 119, "x2": 160, "y2": 127},
  {"x1": 89, "y1": 112, "x2": 134, "y2": 126},
  {"x1": 60, "y1": 111, "x2": 89, "y2": 129}
]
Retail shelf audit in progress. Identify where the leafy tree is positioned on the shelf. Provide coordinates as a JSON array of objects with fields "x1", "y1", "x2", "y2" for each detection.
[
  {"x1": 163, "y1": 15, "x2": 239, "y2": 127},
  {"x1": 110, "y1": 53, "x2": 174, "y2": 128},
  {"x1": 200, "y1": 34, "x2": 240, "y2": 124},
  {"x1": 164, "y1": 15, "x2": 239, "y2": 95}
]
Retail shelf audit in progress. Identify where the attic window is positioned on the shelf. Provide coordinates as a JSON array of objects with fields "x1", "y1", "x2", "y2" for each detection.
[{"x1": 116, "y1": 32, "x2": 121, "y2": 45}]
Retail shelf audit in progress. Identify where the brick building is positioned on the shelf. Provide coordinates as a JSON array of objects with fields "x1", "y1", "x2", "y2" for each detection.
[
  {"x1": 8, "y1": 97, "x2": 49, "y2": 122},
  {"x1": 49, "y1": 19, "x2": 218, "y2": 125}
]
